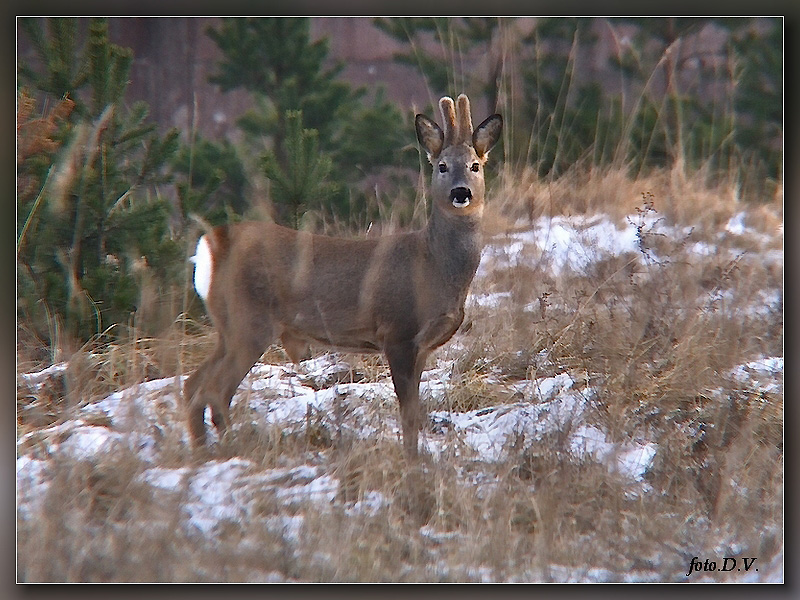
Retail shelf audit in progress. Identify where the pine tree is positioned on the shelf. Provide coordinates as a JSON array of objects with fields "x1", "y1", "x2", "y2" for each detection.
[
  {"x1": 17, "y1": 18, "x2": 181, "y2": 347},
  {"x1": 261, "y1": 110, "x2": 336, "y2": 229},
  {"x1": 724, "y1": 17, "x2": 782, "y2": 197},
  {"x1": 206, "y1": 17, "x2": 414, "y2": 226},
  {"x1": 173, "y1": 135, "x2": 248, "y2": 226}
]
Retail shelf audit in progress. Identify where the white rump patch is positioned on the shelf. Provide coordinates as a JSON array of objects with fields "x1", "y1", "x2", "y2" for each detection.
[{"x1": 191, "y1": 235, "x2": 212, "y2": 301}]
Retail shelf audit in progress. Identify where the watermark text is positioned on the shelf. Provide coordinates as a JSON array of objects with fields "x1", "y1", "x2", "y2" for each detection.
[{"x1": 686, "y1": 556, "x2": 757, "y2": 577}]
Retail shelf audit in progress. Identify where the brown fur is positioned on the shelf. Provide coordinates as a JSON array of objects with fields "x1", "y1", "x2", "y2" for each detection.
[{"x1": 184, "y1": 94, "x2": 502, "y2": 456}]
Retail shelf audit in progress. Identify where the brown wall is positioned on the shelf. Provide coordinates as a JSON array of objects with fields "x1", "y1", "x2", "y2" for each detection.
[
  {"x1": 19, "y1": 18, "x2": 735, "y2": 145},
  {"x1": 106, "y1": 17, "x2": 433, "y2": 143}
]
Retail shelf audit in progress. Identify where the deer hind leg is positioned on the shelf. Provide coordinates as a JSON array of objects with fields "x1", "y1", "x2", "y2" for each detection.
[
  {"x1": 184, "y1": 330, "x2": 271, "y2": 447},
  {"x1": 184, "y1": 340, "x2": 226, "y2": 446},
  {"x1": 386, "y1": 342, "x2": 429, "y2": 457}
]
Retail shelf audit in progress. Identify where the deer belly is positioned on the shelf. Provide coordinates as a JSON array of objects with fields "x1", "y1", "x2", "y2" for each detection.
[{"x1": 280, "y1": 315, "x2": 382, "y2": 354}]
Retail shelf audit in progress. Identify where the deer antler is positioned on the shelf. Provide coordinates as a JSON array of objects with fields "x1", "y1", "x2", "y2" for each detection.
[
  {"x1": 439, "y1": 96, "x2": 457, "y2": 146},
  {"x1": 455, "y1": 94, "x2": 473, "y2": 145},
  {"x1": 439, "y1": 94, "x2": 475, "y2": 146}
]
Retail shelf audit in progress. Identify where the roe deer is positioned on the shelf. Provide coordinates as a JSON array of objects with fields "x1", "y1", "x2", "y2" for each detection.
[{"x1": 185, "y1": 94, "x2": 502, "y2": 455}]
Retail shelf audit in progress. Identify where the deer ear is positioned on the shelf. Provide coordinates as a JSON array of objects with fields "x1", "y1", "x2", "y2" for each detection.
[
  {"x1": 416, "y1": 114, "x2": 444, "y2": 162},
  {"x1": 473, "y1": 114, "x2": 503, "y2": 159}
]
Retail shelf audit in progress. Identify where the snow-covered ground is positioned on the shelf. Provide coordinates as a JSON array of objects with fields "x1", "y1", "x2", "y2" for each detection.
[
  {"x1": 16, "y1": 209, "x2": 783, "y2": 582},
  {"x1": 478, "y1": 210, "x2": 782, "y2": 282},
  {"x1": 16, "y1": 359, "x2": 659, "y2": 526}
]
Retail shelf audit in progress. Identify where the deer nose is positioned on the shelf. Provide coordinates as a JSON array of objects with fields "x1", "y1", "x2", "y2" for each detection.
[{"x1": 450, "y1": 187, "x2": 472, "y2": 208}]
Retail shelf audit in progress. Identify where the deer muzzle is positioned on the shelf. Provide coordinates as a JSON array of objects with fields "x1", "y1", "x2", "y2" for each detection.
[{"x1": 450, "y1": 187, "x2": 472, "y2": 208}]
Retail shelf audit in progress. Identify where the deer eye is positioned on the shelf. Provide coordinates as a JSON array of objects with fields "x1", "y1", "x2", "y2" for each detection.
[
  {"x1": 471, "y1": 162, "x2": 480, "y2": 172},
  {"x1": 438, "y1": 162, "x2": 448, "y2": 173}
]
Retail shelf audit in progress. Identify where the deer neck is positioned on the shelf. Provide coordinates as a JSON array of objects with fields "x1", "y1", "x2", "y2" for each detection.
[{"x1": 424, "y1": 207, "x2": 483, "y2": 293}]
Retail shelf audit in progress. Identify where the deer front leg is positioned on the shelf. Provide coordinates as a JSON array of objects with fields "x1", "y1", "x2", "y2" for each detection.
[{"x1": 385, "y1": 342, "x2": 429, "y2": 457}]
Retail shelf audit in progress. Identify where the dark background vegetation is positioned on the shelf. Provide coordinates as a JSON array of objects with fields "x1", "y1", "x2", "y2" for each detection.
[{"x1": 16, "y1": 17, "x2": 782, "y2": 356}]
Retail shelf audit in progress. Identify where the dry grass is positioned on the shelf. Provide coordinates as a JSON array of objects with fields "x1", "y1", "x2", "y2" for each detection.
[{"x1": 16, "y1": 166, "x2": 783, "y2": 582}]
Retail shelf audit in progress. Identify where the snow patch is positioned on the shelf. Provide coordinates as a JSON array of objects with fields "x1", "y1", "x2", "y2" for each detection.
[
  {"x1": 570, "y1": 425, "x2": 656, "y2": 481},
  {"x1": 730, "y1": 356, "x2": 783, "y2": 394},
  {"x1": 425, "y1": 373, "x2": 654, "y2": 480},
  {"x1": 534, "y1": 216, "x2": 641, "y2": 273},
  {"x1": 725, "y1": 211, "x2": 748, "y2": 235},
  {"x1": 58, "y1": 425, "x2": 125, "y2": 459},
  {"x1": 83, "y1": 376, "x2": 184, "y2": 427},
  {"x1": 18, "y1": 362, "x2": 68, "y2": 386},
  {"x1": 16, "y1": 456, "x2": 50, "y2": 519},
  {"x1": 17, "y1": 420, "x2": 127, "y2": 461},
  {"x1": 468, "y1": 291, "x2": 513, "y2": 309}
]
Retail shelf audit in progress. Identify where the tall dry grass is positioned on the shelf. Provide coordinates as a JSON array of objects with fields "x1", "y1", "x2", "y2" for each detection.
[{"x1": 16, "y1": 160, "x2": 783, "y2": 581}]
